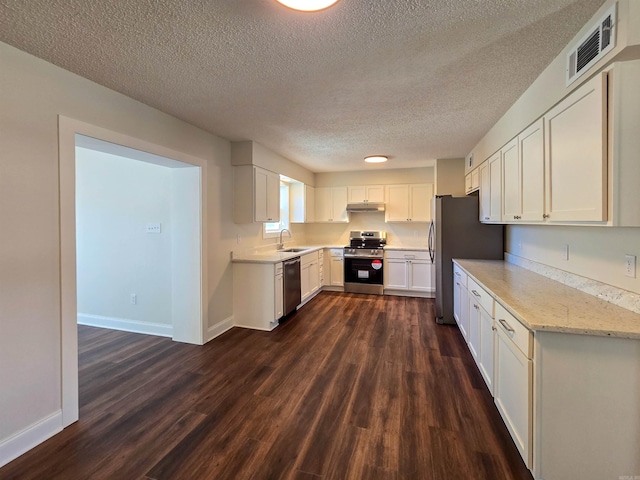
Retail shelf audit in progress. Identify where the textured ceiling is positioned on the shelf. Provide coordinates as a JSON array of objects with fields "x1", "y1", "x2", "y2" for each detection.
[{"x1": 0, "y1": 0, "x2": 606, "y2": 172}]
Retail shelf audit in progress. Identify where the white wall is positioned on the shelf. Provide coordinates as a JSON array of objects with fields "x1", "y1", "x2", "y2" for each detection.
[
  {"x1": 76, "y1": 147, "x2": 173, "y2": 327},
  {"x1": 0, "y1": 41, "x2": 236, "y2": 460},
  {"x1": 306, "y1": 212, "x2": 429, "y2": 248}
]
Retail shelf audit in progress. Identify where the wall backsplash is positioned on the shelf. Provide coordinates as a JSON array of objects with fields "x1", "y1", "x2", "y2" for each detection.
[{"x1": 305, "y1": 212, "x2": 429, "y2": 248}]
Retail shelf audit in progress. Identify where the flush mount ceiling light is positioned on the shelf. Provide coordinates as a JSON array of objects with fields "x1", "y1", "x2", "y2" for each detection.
[
  {"x1": 364, "y1": 155, "x2": 388, "y2": 164},
  {"x1": 275, "y1": 0, "x2": 340, "y2": 12}
]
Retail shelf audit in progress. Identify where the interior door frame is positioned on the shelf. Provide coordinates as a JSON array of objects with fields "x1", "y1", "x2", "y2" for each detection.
[{"x1": 58, "y1": 116, "x2": 208, "y2": 427}]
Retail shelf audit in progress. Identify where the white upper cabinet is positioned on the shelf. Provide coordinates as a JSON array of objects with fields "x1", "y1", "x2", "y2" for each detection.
[
  {"x1": 519, "y1": 120, "x2": 545, "y2": 222},
  {"x1": 348, "y1": 185, "x2": 385, "y2": 203},
  {"x1": 385, "y1": 184, "x2": 433, "y2": 222},
  {"x1": 501, "y1": 119, "x2": 545, "y2": 223},
  {"x1": 315, "y1": 187, "x2": 348, "y2": 223},
  {"x1": 479, "y1": 153, "x2": 501, "y2": 223},
  {"x1": 234, "y1": 165, "x2": 280, "y2": 224},
  {"x1": 544, "y1": 72, "x2": 607, "y2": 222}
]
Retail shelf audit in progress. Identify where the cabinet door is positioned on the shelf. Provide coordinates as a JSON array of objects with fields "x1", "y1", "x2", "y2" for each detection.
[
  {"x1": 348, "y1": 186, "x2": 367, "y2": 203},
  {"x1": 502, "y1": 138, "x2": 521, "y2": 221},
  {"x1": 330, "y1": 257, "x2": 344, "y2": 286},
  {"x1": 494, "y1": 326, "x2": 533, "y2": 468},
  {"x1": 471, "y1": 169, "x2": 480, "y2": 190},
  {"x1": 465, "y1": 174, "x2": 472, "y2": 194},
  {"x1": 384, "y1": 259, "x2": 408, "y2": 289},
  {"x1": 314, "y1": 187, "x2": 333, "y2": 222},
  {"x1": 544, "y1": 72, "x2": 607, "y2": 222},
  {"x1": 489, "y1": 153, "x2": 502, "y2": 222},
  {"x1": 309, "y1": 260, "x2": 320, "y2": 294},
  {"x1": 332, "y1": 187, "x2": 349, "y2": 222},
  {"x1": 367, "y1": 185, "x2": 385, "y2": 202},
  {"x1": 458, "y1": 286, "x2": 469, "y2": 340},
  {"x1": 467, "y1": 297, "x2": 481, "y2": 362},
  {"x1": 478, "y1": 307, "x2": 495, "y2": 394},
  {"x1": 274, "y1": 272, "x2": 283, "y2": 320},
  {"x1": 408, "y1": 260, "x2": 432, "y2": 292},
  {"x1": 409, "y1": 184, "x2": 433, "y2": 222},
  {"x1": 454, "y1": 277, "x2": 468, "y2": 337},
  {"x1": 385, "y1": 185, "x2": 410, "y2": 222},
  {"x1": 479, "y1": 161, "x2": 491, "y2": 222},
  {"x1": 520, "y1": 119, "x2": 545, "y2": 222},
  {"x1": 300, "y1": 263, "x2": 311, "y2": 301}
]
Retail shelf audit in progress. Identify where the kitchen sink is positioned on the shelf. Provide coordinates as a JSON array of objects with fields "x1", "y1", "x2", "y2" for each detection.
[{"x1": 279, "y1": 248, "x2": 308, "y2": 253}]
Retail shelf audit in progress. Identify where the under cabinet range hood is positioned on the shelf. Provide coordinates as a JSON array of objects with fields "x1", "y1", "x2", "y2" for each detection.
[{"x1": 346, "y1": 202, "x2": 386, "y2": 212}]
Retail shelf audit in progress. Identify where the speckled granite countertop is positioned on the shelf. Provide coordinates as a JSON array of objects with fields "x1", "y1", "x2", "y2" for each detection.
[{"x1": 454, "y1": 259, "x2": 640, "y2": 340}]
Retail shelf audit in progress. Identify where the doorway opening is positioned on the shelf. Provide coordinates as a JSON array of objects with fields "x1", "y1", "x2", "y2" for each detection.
[
  {"x1": 59, "y1": 117, "x2": 208, "y2": 429},
  {"x1": 75, "y1": 135, "x2": 200, "y2": 340}
]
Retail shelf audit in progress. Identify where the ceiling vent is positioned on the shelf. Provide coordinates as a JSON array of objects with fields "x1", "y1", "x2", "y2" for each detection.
[{"x1": 566, "y1": 3, "x2": 616, "y2": 86}]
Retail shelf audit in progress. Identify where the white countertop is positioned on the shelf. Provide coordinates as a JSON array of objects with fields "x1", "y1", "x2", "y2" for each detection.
[{"x1": 454, "y1": 259, "x2": 640, "y2": 340}]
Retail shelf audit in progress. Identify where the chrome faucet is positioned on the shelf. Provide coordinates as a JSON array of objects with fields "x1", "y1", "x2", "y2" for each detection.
[{"x1": 277, "y1": 228, "x2": 291, "y2": 250}]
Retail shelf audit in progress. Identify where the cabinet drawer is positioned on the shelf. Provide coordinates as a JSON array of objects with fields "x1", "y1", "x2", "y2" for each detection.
[
  {"x1": 467, "y1": 277, "x2": 494, "y2": 316},
  {"x1": 301, "y1": 251, "x2": 318, "y2": 267},
  {"x1": 327, "y1": 248, "x2": 344, "y2": 258},
  {"x1": 453, "y1": 264, "x2": 467, "y2": 288},
  {"x1": 384, "y1": 250, "x2": 430, "y2": 261},
  {"x1": 494, "y1": 302, "x2": 532, "y2": 358}
]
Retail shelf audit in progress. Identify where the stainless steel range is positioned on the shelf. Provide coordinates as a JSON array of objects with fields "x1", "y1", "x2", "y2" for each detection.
[{"x1": 343, "y1": 230, "x2": 386, "y2": 295}]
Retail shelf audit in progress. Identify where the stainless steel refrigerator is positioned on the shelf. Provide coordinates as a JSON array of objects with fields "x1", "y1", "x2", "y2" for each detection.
[{"x1": 428, "y1": 195, "x2": 504, "y2": 325}]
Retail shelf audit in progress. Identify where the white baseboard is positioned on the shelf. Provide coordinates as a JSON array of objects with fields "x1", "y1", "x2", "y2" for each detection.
[
  {"x1": 0, "y1": 411, "x2": 62, "y2": 468},
  {"x1": 206, "y1": 315, "x2": 234, "y2": 342},
  {"x1": 78, "y1": 313, "x2": 173, "y2": 338}
]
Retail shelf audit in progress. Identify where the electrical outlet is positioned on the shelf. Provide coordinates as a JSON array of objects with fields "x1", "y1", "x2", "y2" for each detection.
[
  {"x1": 146, "y1": 223, "x2": 161, "y2": 234},
  {"x1": 625, "y1": 255, "x2": 636, "y2": 278},
  {"x1": 562, "y1": 244, "x2": 569, "y2": 261},
  {"x1": 130, "y1": 293, "x2": 137, "y2": 305}
]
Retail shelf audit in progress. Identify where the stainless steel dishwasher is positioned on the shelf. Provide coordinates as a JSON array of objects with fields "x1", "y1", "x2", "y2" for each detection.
[{"x1": 283, "y1": 257, "x2": 301, "y2": 317}]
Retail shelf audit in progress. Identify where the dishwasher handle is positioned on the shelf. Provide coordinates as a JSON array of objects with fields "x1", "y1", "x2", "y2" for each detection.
[{"x1": 284, "y1": 257, "x2": 301, "y2": 266}]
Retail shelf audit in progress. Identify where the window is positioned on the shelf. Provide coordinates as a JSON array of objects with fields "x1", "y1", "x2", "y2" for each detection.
[{"x1": 264, "y1": 182, "x2": 290, "y2": 238}]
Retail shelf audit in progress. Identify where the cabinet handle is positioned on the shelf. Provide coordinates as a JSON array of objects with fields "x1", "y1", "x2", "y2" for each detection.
[
  {"x1": 543, "y1": 214, "x2": 550, "y2": 219},
  {"x1": 484, "y1": 217, "x2": 490, "y2": 220},
  {"x1": 498, "y1": 318, "x2": 515, "y2": 333},
  {"x1": 513, "y1": 215, "x2": 521, "y2": 220},
  {"x1": 492, "y1": 326, "x2": 497, "y2": 331},
  {"x1": 455, "y1": 272, "x2": 460, "y2": 277},
  {"x1": 456, "y1": 282, "x2": 460, "y2": 286},
  {"x1": 474, "y1": 304, "x2": 479, "y2": 310},
  {"x1": 471, "y1": 290, "x2": 481, "y2": 298}
]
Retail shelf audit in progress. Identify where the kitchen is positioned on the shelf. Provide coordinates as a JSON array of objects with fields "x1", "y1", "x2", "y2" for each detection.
[{"x1": 2, "y1": 0, "x2": 640, "y2": 479}]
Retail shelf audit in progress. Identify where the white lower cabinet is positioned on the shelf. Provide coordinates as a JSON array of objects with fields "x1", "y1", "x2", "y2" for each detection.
[
  {"x1": 453, "y1": 265, "x2": 469, "y2": 340},
  {"x1": 324, "y1": 249, "x2": 344, "y2": 287},
  {"x1": 233, "y1": 261, "x2": 283, "y2": 331},
  {"x1": 300, "y1": 251, "x2": 321, "y2": 304},
  {"x1": 384, "y1": 250, "x2": 433, "y2": 295},
  {"x1": 494, "y1": 317, "x2": 533, "y2": 468},
  {"x1": 457, "y1": 265, "x2": 532, "y2": 468},
  {"x1": 274, "y1": 263, "x2": 284, "y2": 320}
]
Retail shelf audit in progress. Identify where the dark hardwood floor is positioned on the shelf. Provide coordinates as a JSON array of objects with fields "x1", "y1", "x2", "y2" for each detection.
[{"x1": 0, "y1": 292, "x2": 532, "y2": 480}]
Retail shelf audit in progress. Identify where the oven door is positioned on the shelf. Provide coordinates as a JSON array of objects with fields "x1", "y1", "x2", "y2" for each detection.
[{"x1": 344, "y1": 256, "x2": 384, "y2": 285}]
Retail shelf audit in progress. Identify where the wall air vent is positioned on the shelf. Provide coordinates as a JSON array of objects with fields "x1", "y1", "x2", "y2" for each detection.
[{"x1": 566, "y1": 3, "x2": 616, "y2": 86}]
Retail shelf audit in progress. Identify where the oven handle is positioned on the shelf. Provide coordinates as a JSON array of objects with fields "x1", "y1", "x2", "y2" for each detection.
[{"x1": 343, "y1": 255, "x2": 384, "y2": 260}]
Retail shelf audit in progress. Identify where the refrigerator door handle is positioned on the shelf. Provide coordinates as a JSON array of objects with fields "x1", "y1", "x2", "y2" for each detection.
[{"x1": 428, "y1": 220, "x2": 434, "y2": 264}]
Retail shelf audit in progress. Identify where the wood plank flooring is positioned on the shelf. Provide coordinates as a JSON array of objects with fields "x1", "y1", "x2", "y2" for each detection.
[{"x1": 0, "y1": 292, "x2": 533, "y2": 480}]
